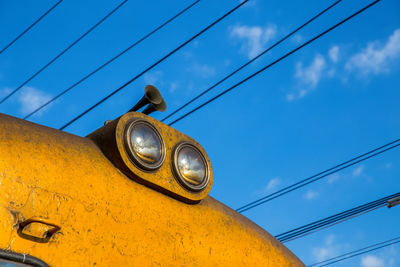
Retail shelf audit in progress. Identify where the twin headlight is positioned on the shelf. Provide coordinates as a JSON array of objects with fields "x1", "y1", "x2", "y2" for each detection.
[
  {"x1": 88, "y1": 111, "x2": 212, "y2": 202},
  {"x1": 124, "y1": 118, "x2": 209, "y2": 192}
]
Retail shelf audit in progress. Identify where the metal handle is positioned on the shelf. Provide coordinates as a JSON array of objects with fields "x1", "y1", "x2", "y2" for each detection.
[{"x1": 18, "y1": 217, "x2": 61, "y2": 243}]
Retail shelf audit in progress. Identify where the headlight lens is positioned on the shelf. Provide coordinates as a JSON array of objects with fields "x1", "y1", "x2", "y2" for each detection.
[
  {"x1": 173, "y1": 142, "x2": 209, "y2": 191},
  {"x1": 125, "y1": 119, "x2": 165, "y2": 170}
]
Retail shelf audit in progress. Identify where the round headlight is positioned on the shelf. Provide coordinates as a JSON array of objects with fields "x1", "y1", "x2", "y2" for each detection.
[
  {"x1": 125, "y1": 119, "x2": 165, "y2": 171},
  {"x1": 173, "y1": 142, "x2": 209, "y2": 192}
]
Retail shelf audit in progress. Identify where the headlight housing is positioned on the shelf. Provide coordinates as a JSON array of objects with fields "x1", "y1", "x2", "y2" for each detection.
[
  {"x1": 173, "y1": 142, "x2": 209, "y2": 192},
  {"x1": 88, "y1": 112, "x2": 213, "y2": 203},
  {"x1": 124, "y1": 119, "x2": 165, "y2": 171}
]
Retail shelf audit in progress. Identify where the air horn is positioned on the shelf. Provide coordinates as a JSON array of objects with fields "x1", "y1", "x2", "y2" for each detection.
[{"x1": 129, "y1": 85, "x2": 166, "y2": 115}]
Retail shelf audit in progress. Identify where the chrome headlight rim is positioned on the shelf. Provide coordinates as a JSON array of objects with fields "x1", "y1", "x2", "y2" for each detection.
[
  {"x1": 124, "y1": 118, "x2": 166, "y2": 171},
  {"x1": 172, "y1": 142, "x2": 209, "y2": 192}
]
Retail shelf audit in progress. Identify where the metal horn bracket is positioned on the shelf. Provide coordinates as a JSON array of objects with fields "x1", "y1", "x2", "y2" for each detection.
[{"x1": 129, "y1": 85, "x2": 166, "y2": 115}]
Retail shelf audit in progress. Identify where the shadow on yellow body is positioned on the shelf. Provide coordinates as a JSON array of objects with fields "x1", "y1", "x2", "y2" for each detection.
[{"x1": 0, "y1": 113, "x2": 304, "y2": 266}]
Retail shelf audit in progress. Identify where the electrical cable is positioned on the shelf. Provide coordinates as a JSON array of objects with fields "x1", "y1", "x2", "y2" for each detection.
[
  {"x1": 281, "y1": 205, "x2": 384, "y2": 243},
  {"x1": 275, "y1": 192, "x2": 400, "y2": 242},
  {"x1": 319, "y1": 240, "x2": 400, "y2": 266},
  {"x1": 0, "y1": 0, "x2": 129, "y2": 105},
  {"x1": 276, "y1": 193, "x2": 396, "y2": 239},
  {"x1": 278, "y1": 204, "x2": 383, "y2": 242},
  {"x1": 59, "y1": 0, "x2": 249, "y2": 130},
  {"x1": 0, "y1": 0, "x2": 63, "y2": 55},
  {"x1": 276, "y1": 200, "x2": 385, "y2": 239},
  {"x1": 167, "y1": 0, "x2": 381, "y2": 127},
  {"x1": 23, "y1": 0, "x2": 201, "y2": 119},
  {"x1": 236, "y1": 139, "x2": 400, "y2": 213},
  {"x1": 308, "y1": 237, "x2": 400, "y2": 267},
  {"x1": 160, "y1": 0, "x2": 342, "y2": 123}
]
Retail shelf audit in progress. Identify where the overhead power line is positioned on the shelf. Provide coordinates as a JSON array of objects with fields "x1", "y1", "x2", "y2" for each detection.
[
  {"x1": 276, "y1": 192, "x2": 400, "y2": 243},
  {"x1": 161, "y1": 0, "x2": 342, "y2": 123},
  {"x1": 0, "y1": 0, "x2": 63, "y2": 55},
  {"x1": 0, "y1": 0, "x2": 129, "y2": 105},
  {"x1": 167, "y1": 0, "x2": 381, "y2": 127},
  {"x1": 236, "y1": 138, "x2": 400, "y2": 213},
  {"x1": 23, "y1": 0, "x2": 201, "y2": 119},
  {"x1": 59, "y1": 0, "x2": 249, "y2": 130},
  {"x1": 308, "y1": 236, "x2": 400, "y2": 267}
]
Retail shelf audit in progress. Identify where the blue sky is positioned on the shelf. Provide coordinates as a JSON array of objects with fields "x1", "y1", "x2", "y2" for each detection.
[{"x1": 1, "y1": 0, "x2": 399, "y2": 266}]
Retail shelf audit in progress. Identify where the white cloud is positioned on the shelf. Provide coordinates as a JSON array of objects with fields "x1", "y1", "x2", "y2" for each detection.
[
  {"x1": 182, "y1": 51, "x2": 193, "y2": 60},
  {"x1": 314, "y1": 247, "x2": 334, "y2": 262},
  {"x1": 288, "y1": 54, "x2": 325, "y2": 100},
  {"x1": 230, "y1": 24, "x2": 276, "y2": 59},
  {"x1": 385, "y1": 163, "x2": 392, "y2": 169},
  {"x1": 304, "y1": 190, "x2": 319, "y2": 200},
  {"x1": 240, "y1": 0, "x2": 257, "y2": 7},
  {"x1": 143, "y1": 71, "x2": 180, "y2": 94},
  {"x1": 286, "y1": 93, "x2": 295, "y2": 102},
  {"x1": 346, "y1": 29, "x2": 400, "y2": 75},
  {"x1": 143, "y1": 70, "x2": 163, "y2": 85},
  {"x1": 327, "y1": 68, "x2": 336, "y2": 77},
  {"x1": 361, "y1": 255, "x2": 385, "y2": 267},
  {"x1": 252, "y1": 177, "x2": 281, "y2": 196},
  {"x1": 295, "y1": 54, "x2": 326, "y2": 88},
  {"x1": 224, "y1": 59, "x2": 231, "y2": 66},
  {"x1": 187, "y1": 63, "x2": 216, "y2": 78},
  {"x1": 352, "y1": 165, "x2": 364, "y2": 177},
  {"x1": 329, "y1": 45, "x2": 340, "y2": 63},
  {"x1": 169, "y1": 82, "x2": 179, "y2": 93},
  {"x1": 313, "y1": 235, "x2": 341, "y2": 262},
  {"x1": 0, "y1": 87, "x2": 12, "y2": 98},
  {"x1": 292, "y1": 34, "x2": 304, "y2": 44},
  {"x1": 325, "y1": 234, "x2": 336, "y2": 245},
  {"x1": 18, "y1": 86, "x2": 51, "y2": 115},
  {"x1": 328, "y1": 173, "x2": 340, "y2": 184},
  {"x1": 265, "y1": 177, "x2": 280, "y2": 191},
  {"x1": 287, "y1": 45, "x2": 341, "y2": 101}
]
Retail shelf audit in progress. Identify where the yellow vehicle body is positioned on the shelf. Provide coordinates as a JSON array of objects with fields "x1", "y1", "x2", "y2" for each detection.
[{"x1": 0, "y1": 112, "x2": 304, "y2": 266}]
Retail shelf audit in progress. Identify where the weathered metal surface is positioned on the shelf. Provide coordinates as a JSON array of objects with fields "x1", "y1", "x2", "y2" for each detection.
[{"x1": 0, "y1": 113, "x2": 305, "y2": 266}]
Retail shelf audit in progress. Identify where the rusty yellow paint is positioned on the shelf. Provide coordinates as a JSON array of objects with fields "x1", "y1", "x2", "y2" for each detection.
[
  {"x1": 0, "y1": 113, "x2": 305, "y2": 266},
  {"x1": 88, "y1": 112, "x2": 213, "y2": 203}
]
